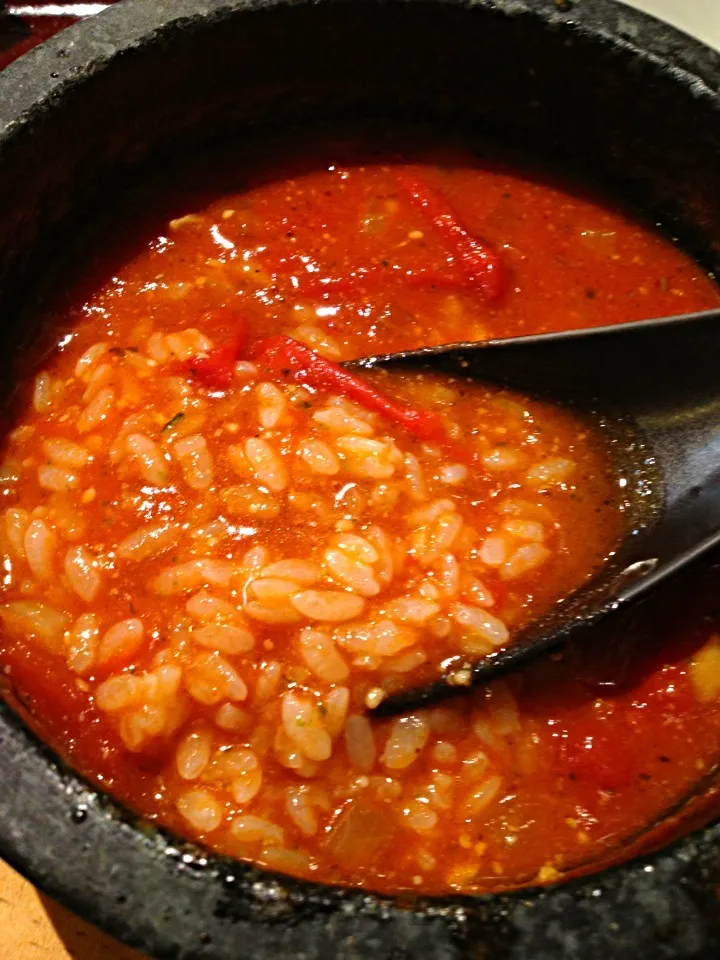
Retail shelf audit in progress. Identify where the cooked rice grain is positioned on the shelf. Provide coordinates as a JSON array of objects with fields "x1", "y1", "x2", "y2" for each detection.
[
  {"x1": 500, "y1": 543, "x2": 551, "y2": 581},
  {"x1": 0, "y1": 601, "x2": 68, "y2": 652},
  {"x1": 298, "y1": 627, "x2": 350, "y2": 682},
  {"x1": 229, "y1": 815, "x2": 283, "y2": 848},
  {"x1": 381, "y1": 716, "x2": 430, "y2": 770},
  {"x1": 176, "y1": 725, "x2": 213, "y2": 780},
  {"x1": 221, "y1": 484, "x2": 281, "y2": 518},
  {"x1": 184, "y1": 652, "x2": 248, "y2": 704},
  {"x1": 117, "y1": 522, "x2": 179, "y2": 561},
  {"x1": 24, "y1": 518, "x2": 55, "y2": 580},
  {"x1": 77, "y1": 387, "x2": 115, "y2": 433},
  {"x1": 245, "y1": 437, "x2": 288, "y2": 492},
  {"x1": 177, "y1": 788, "x2": 223, "y2": 833},
  {"x1": 126, "y1": 433, "x2": 170, "y2": 487},
  {"x1": 344, "y1": 714, "x2": 376, "y2": 773},
  {"x1": 299, "y1": 439, "x2": 340, "y2": 475},
  {"x1": 97, "y1": 617, "x2": 145, "y2": 667},
  {"x1": 174, "y1": 434, "x2": 214, "y2": 490},
  {"x1": 65, "y1": 612, "x2": 100, "y2": 674},
  {"x1": 64, "y1": 545, "x2": 101, "y2": 601},
  {"x1": 452, "y1": 603, "x2": 509, "y2": 651},
  {"x1": 282, "y1": 690, "x2": 332, "y2": 762},
  {"x1": 192, "y1": 622, "x2": 255, "y2": 655},
  {"x1": 291, "y1": 590, "x2": 365, "y2": 623}
]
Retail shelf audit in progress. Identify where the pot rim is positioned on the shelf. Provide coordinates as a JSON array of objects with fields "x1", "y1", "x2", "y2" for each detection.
[{"x1": 1, "y1": 2, "x2": 720, "y2": 958}]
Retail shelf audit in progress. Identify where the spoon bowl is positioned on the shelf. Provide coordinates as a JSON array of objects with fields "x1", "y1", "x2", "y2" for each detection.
[{"x1": 352, "y1": 308, "x2": 720, "y2": 715}]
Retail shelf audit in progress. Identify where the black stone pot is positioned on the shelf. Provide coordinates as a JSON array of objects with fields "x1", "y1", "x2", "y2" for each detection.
[{"x1": 1, "y1": 0, "x2": 720, "y2": 957}]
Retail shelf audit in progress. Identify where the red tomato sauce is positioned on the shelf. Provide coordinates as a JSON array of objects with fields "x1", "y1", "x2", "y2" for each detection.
[{"x1": 1, "y1": 132, "x2": 719, "y2": 895}]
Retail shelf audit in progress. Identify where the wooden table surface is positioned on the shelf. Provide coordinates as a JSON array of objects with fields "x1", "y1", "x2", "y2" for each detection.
[
  {"x1": 0, "y1": 860, "x2": 146, "y2": 960},
  {"x1": 0, "y1": 2, "x2": 718, "y2": 959}
]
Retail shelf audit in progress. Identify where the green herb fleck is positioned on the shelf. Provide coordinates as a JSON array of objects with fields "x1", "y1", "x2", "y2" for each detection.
[{"x1": 162, "y1": 412, "x2": 185, "y2": 433}]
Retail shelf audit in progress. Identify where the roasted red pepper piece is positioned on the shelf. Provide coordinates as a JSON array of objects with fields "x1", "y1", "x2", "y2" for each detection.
[
  {"x1": 187, "y1": 316, "x2": 247, "y2": 388},
  {"x1": 253, "y1": 336, "x2": 448, "y2": 443},
  {"x1": 397, "y1": 172, "x2": 508, "y2": 303},
  {"x1": 187, "y1": 342, "x2": 238, "y2": 387}
]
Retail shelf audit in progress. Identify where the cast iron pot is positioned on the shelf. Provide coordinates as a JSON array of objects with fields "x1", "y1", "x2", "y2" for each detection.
[{"x1": 1, "y1": 0, "x2": 720, "y2": 957}]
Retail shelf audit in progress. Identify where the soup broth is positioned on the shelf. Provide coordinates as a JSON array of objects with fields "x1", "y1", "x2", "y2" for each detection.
[{"x1": 1, "y1": 133, "x2": 719, "y2": 894}]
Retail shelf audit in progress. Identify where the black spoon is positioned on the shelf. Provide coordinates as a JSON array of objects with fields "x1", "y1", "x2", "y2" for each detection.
[{"x1": 347, "y1": 307, "x2": 720, "y2": 717}]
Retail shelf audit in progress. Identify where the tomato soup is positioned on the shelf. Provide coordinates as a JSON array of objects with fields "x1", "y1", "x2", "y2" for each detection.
[{"x1": 0, "y1": 133, "x2": 719, "y2": 895}]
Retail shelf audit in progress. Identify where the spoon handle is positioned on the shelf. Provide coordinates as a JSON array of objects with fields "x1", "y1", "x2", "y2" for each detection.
[
  {"x1": 365, "y1": 307, "x2": 720, "y2": 717},
  {"x1": 350, "y1": 307, "x2": 720, "y2": 405}
]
